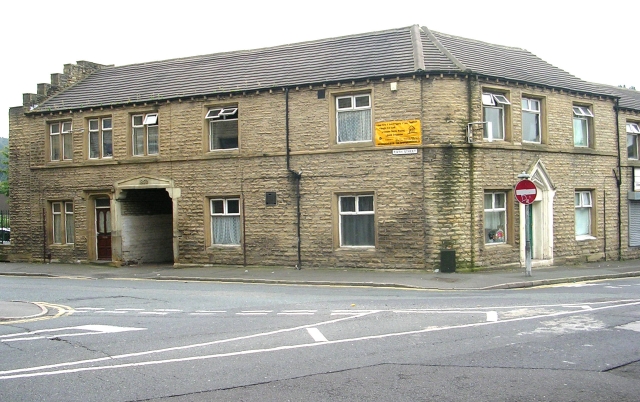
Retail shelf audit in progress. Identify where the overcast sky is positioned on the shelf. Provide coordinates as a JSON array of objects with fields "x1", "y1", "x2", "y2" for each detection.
[{"x1": 2, "y1": 0, "x2": 638, "y2": 139}]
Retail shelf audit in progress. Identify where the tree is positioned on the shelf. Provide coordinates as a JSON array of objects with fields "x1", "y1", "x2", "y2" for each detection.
[{"x1": 0, "y1": 141, "x2": 8, "y2": 197}]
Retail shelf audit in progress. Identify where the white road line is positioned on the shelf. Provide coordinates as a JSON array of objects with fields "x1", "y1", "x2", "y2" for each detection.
[
  {"x1": 616, "y1": 321, "x2": 640, "y2": 332},
  {"x1": 486, "y1": 311, "x2": 498, "y2": 322},
  {"x1": 278, "y1": 312, "x2": 315, "y2": 316},
  {"x1": 115, "y1": 309, "x2": 145, "y2": 311},
  {"x1": 154, "y1": 309, "x2": 182, "y2": 312},
  {"x1": 307, "y1": 328, "x2": 328, "y2": 342},
  {"x1": 1, "y1": 325, "x2": 145, "y2": 343},
  {"x1": 3, "y1": 302, "x2": 640, "y2": 380},
  {"x1": 0, "y1": 312, "x2": 376, "y2": 378},
  {"x1": 75, "y1": 308, "x2": 104, "y2": 310},
  {"x1": 139, "y1": 312, "x2": 168, "y2": 315},
  {"x1": 94, "y1": 311, "x2": 127, "y2": 314}
]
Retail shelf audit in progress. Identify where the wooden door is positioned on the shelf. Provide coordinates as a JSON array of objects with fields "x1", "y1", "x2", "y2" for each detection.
[{"x1": 96, "y1": 200, "x2": 112, "y2": 260}]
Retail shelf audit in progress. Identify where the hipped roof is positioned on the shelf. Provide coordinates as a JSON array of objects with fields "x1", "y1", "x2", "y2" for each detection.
[{"x1": 34, "y1": 25, "x2": 618, "y2": 112}]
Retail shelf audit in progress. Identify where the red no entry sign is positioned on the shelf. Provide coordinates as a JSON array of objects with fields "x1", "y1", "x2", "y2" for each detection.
[{"x1": 515, "y1": 179, "x2": 537, "y2": 204}]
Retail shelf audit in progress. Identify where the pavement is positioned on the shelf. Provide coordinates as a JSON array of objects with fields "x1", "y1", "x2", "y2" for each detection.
[{"x1": 1, "y1": 259, "x2": 640, "y2": 322}]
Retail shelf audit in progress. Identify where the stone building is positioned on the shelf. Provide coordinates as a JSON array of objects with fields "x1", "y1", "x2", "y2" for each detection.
[{"x1": 7, "y1": 25, "x2": 639, "y2": 269}]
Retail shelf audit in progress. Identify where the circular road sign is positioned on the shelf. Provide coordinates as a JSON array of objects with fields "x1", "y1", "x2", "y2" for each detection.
[{"x1": 515, "y1": 179, "x2": 537, "y2": 205}]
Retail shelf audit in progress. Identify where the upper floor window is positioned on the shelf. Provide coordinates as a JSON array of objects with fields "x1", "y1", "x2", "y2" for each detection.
[
  {"x1": 627, "y1": 122, "x2": 640, "y2": 160},
  {"x1": 484, "y1": 191, "x2": 507, "y2": 244},
  {"x1": 52, "y1": 201, "x2": 74, "y2": 244},
  {"x1": 482, "y1": 93, "x2": 510, "y2": 141},
  {"x1": 339, "y1": 194, "x2": 375, "y2": 247},
  {"x1": 336, "y1": 94, "x2": 372, "y2": 143},
  {"x1": 89, "y1": 118, "x2": 113, "y2": 159},
  {"x1": 50, "y1": 121, "x2": 73, "y2": 161},
  {"x1": 132, "y1": 113, "x2": 159, "y2": 156},
  {"x1": 521, "y1": 98, "x2": 541, "y2": 143},
  {"x1": 210, "y1": 198, "x2": 241, "y2": 245},
  {"x1": 573, "y1": 105, "x2": 594, "y2": 147},
  {"x1": 575, "y1": 190, "x2": 593, "y2": 238},
  {"x1": 206, "y1": 107, "x2": 238, "y2": 150}
]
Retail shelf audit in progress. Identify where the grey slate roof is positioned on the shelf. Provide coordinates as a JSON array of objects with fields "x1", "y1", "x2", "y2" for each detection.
[
  {"x1": 598, "y1": 85, "x2": 640, "y2": 111},
  {"x1": 34, "y1": 25, "x2": 617, "y2": 113}
]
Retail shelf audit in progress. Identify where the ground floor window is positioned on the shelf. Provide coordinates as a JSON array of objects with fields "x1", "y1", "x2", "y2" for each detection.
[
  {"x1": 629, "y1": 201, "x2": 640, "y2": 247},
  {"x1": 484, "y1": 192, "x2": 506, "y2": 244},
  {"x1": 339, "y1": 194, "x2": 375, "y2": 247},
  {"x1": 52, "y1": 201, "x2": 74, "y2": 244},
  {"x1": 210, "y1": 198, "x2": 241, "y2": 245},
  {"x1": 575, "y1": 191, "x2": 593, "y2": 237}
]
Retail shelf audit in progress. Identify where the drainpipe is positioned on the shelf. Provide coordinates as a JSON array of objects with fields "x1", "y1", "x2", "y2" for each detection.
[
  {"x1": 614, "y1": 98, "x2": 622, "y2": 261},
  {"x1": 285, "y1": 88, "x2": 303, "y2": 269},
  {"x1": 466, "y1": 75, "x2": 476, "y2": 268}
]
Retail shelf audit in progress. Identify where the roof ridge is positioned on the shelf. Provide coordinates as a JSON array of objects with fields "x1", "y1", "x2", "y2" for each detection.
[
  {"x1": 410, "y1": 25, "x2": 426, "y2": 71},
  {"x1": 421, "y1": 26, "x2": 467, "y2": 72}
]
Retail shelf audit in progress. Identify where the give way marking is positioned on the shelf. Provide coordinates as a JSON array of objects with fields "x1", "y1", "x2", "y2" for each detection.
[{"x1": 0, "y1": 325, "x2": 146, "y2": 343}]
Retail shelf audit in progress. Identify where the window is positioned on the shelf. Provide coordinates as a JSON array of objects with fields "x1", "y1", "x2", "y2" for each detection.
[
  {"x1": 573, "y1": 106, "x2": 594, "y2": 147},
  {"x1": 627, "y1": 122, "x2": 640, "y2": 160},
  {"x1": 482, "y1": 93, "x2": 510, "y2": 141},
  {"x1": 522, "y1": 98, "x2": 541, "y2": 143},
  {"x1": 210, "y1": 198, "x2": 241, "y2": 245},
  {"x1": 339, "y1": 194, "x2": 375, "y2": 246},
  {"x1": 52, "y1": 201, "x2": 74, "y2": 244},
  {"x1": 132, "y1": 113, "x2": 159, "y2": 156},
  {"x1": 575, "y1": 191, "x2": 593, "y2": 237},
  {"x1": 336, "y1": 94, "x2": 372, "y2": 143},
  {"x1": 484, "y1": 192, "x2": 507, "y2": 244},
  {"x1": 50, "y1": 121, "x2": 73, "y2": 161},
  {"x1": 89, "y1": 118, "x2": 113, "y2": 159},
  {"x1": 206, "y1": 107, "x2": 238, "y2": 150}
]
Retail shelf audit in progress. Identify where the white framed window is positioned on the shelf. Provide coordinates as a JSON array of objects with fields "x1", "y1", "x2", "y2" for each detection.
[
  {"x1": 206, "y1": 107, "x2": 239, "y2": 150},
  {"x1": 573, "y1": 106, "x2": 593, "y2": 147},
  {"x1": 132, "y1": 113, "x2": 159, "y2": 156},
  {"x1": 50, "y1": 121, "x2": 73, "y2": 161},
  {"x1": 210, "y1": 198, "x2": 241, "y2": 245},
  {"x1": 575, "y1": 191, "x2": 593, "y2": 237},
  {"x1": 627, "y1": 122, "x2": 640, "y2": 160},
  {"x1": 484, "y1": 192, "x2": 507, "y2": 244},
  {"x1": 89, "y1": 118, "x2": 113, "y2": 159},
  {"x1": 336, "y1": 94, "x2": 372, "y2": 143},
  {"x1": 522, "y1": 98, "x2": 541, "y2": 143},
  {"x1": 482, "y1": 93, "x2": 510, "y2": 141},
  {"x1": 339, "y1": 194, "x2": 375, "y2": 247},
  {"x1": 52, "y1": 201, "x2": 74, "y2": 244}
]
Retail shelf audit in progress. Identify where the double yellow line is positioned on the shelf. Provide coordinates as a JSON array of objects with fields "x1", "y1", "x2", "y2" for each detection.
[{"x1": 1, "y1": 302, "x2": 74, "y2": 325}]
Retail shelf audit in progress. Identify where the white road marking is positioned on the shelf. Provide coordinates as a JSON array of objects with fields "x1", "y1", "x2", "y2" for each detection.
[
  {"x1": 75, "y1": 308, "x2": 104, "y2": 311},
  {"x1": 237, "y1": 310, "x2": 273, "y2": 316},
  {"x1": 486, "y1": 311, "x2": 498, "y2": 322},
  {"x1": 3, "y1": 301, "x2": 639, "y2": 380},
  {"x1": 307, "y1": 328, "x2": 328, "y2": 342},
  {"x1": 154, "y1": 309, "x2": 182, "y2": 312},
  {"x1": 115, "y1": 309, "x2": 144, "y2": 311},
  {"x1": 616, "y1": 321, "x2": 640, "y2": 332},
  {"x1": 94, "y1": 311, "x2": 127, "y2": 314},
  {"x1": 0, "y1": 325, "x2": 145, "y2": 343},
  {"x1": 139, "y1": 312, "x2": 168, "y2": 315}
]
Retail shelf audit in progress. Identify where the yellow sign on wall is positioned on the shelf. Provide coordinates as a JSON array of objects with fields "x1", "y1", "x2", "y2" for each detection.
[{"x1": 374, "y1": 120, "x2": 421, "y2": 146}]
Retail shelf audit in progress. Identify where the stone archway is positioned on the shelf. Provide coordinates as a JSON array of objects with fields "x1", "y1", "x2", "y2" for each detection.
[
  {"x1": 113, "y1": 176, "x2": 181, "y2": 265},
  {"x1": 520, "y1": 161, "x2": 556, "y2": 267}
]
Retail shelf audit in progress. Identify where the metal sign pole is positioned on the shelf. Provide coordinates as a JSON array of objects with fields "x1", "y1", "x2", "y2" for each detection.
[{"x1": 525, "y1": 203, "x2": 532, "y2": 277}]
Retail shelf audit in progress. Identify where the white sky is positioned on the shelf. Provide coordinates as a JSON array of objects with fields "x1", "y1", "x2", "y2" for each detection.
[{"x1": 1, "y1": 0, "x2": 638, "y2": 139}]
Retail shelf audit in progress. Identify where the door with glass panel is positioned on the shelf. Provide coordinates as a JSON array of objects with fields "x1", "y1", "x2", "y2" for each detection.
[{"x1": 96, "y1": 198, "x2": 112, "y2": 260}]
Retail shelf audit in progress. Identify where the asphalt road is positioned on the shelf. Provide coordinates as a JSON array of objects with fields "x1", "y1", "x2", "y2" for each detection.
[{"x1": 1, "y1": 276, "x2": 639, "y2": 401}]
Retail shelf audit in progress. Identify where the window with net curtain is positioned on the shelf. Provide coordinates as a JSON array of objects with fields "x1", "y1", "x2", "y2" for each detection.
[
  {"x1": 573, "y1": 106, "x2": 593, "y2": 147},
  {"x1": 575, "y1": 191, "x2": 592, "y2": 236},
  {"x1": 210, "y1": 198, "x2": 241, "y2": 245},
  {"x1": 52, "y1": 201, "x2": 74, "y2": 244},
  {"x1": 484, "y1": 192, "x2": 506, "y2": 244},
  {"x1": 339, "y1": 195, "x2": 375, "y2": 246},
  {"x1": 336, "y1": 94, "x2": 371, "y2": 143}
]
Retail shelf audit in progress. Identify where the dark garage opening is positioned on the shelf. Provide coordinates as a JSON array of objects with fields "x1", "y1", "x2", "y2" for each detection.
[{"x1": 120, "y1": 188, "x2": 173, "y2": 264}]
